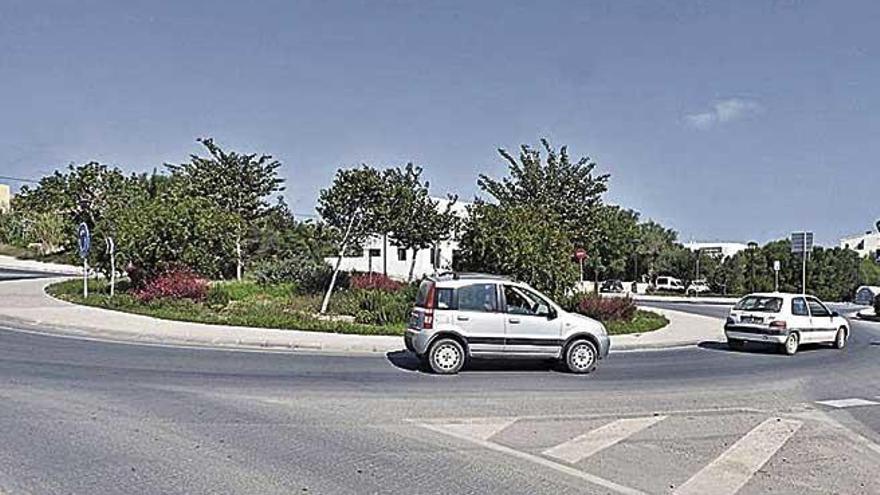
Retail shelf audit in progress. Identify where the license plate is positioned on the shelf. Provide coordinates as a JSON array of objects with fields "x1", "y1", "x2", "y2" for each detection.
[{"x1": 741, "y1": 316, "x2": 763, "y2": 324}]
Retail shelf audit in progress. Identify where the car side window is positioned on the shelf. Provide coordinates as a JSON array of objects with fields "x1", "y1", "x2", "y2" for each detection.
[
  {"x1": 807, "y1": 298, "x2": 830, "y2": 317},
  {"x1": 456, "y1": 284, "x2": 498, "y2": 313},
  {"x1": 504, "y1": 285, "x2": 552, "y2": 316},
  {"x1": 792, "y1": 298, "x2": 809, "y2": 316}
]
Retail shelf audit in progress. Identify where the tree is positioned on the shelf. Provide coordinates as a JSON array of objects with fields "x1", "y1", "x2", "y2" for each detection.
[
  {"x1": 455, "y1": 203, "x2": 578, "y2": 299},
  {"x1": 635, "y1": 221, "x2": 678, "y2": 281},
  {"x1": 478, "y1": 139, "x2": 609, "y2": 249},
  {"x1": 316, "y1": 166, "x2": 387, "y2": 313},
  {"x1": 588, "y1": 206, "x2": 640, "y2": 283},
  {"x1": 167, "y1": 138, "x2": 284, "y2": 280},
  {"x1": 384, "y1": 164, "x2": 459, "y2": 281}
]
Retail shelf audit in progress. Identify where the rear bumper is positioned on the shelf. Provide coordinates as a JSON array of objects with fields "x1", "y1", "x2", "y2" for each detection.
[
  {"x1": 724, "y1": 325, "x2": 788, "y2": 344},
  {"x1": 404, "y1": 329, "x2": 431, "y2": 355}
]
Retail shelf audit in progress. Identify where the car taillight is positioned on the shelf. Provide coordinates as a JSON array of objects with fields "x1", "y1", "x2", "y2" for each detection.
[
  {"x1": 769, "y1": 320, "x2": 787, "y2": 331},
  {"x1": 422, "y1": 283, "x2": 436, "y2": 329}
]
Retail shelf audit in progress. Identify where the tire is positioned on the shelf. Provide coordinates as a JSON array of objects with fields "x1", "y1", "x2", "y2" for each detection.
[
  {"x1": 564, "y1": 339, "x2": 599, "y2": 374},
  {"x1": 427, "y1": 338, "x2": 466, "y2": 375},
  {"x1": 728, "y1": 338, "x2": 745, "y2": 351},
  {"x1": 833, "y1": 327, "x2": 847, "y2": 349},
  {"x1": 782, "y1": 332, "x2": 799, "y2": 355}
]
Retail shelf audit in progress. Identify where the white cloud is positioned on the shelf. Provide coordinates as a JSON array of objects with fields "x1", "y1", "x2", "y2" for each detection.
[{"x1": 685, "y1": 99, "x2": 762, "y2": 129}]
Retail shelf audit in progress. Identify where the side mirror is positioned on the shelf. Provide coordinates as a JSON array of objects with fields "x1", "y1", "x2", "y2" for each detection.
[{"x1": 831, "y1": 311, "x2": 839, "y2": 317}]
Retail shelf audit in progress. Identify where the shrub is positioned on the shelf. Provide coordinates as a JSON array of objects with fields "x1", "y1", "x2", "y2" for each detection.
[
  {"x1": 251, "y1": 255, "x2": 348, "y2": 294},
  {"x1": 207, "y1": 280, "x2": 297, "y2": 306},
  {"x1": 350, "y1": 272, "x2": 404, "y2": 292},
  {"x1": 574, "y1": 293, "x2": 636, "y2": 322},
  {"x1": 133, "y1": 267, "x2": 208, "y2": 303}
]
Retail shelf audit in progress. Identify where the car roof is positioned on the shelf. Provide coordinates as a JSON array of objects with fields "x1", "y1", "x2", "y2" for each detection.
[{"x1": 740, "y1": 292, "x2": 818, "y2": 300}]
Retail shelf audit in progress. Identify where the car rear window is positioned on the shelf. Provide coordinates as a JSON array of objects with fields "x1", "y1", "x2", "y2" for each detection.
[
  {"x1": 414, "y1": 281, "x2": 433, "y2": 308},
  {"x1": 414, "y1": 281, "x2": 455, "y2": 309},
  {"x1": 734, "y1": 296, "x2": 783, "y2": 313}
]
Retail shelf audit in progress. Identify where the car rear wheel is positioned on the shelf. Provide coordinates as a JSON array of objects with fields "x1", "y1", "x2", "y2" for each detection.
[
  {"x1": 833, "y1": 327, "x2": 847, "y2": 349},
  {"x1": 428, "y1": 338, "x2": 465, "y2": 375},
  {"x1": 564, "y1": 340, "x2": 598, "y2": 374},
  {"x1": 782, "y1": 332, "x2": 799, "y2": 355}
]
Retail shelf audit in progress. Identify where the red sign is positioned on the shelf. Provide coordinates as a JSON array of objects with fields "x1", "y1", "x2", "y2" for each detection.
[{"x1": 574, "y1": 248, "x2": 587, "y2": 261}]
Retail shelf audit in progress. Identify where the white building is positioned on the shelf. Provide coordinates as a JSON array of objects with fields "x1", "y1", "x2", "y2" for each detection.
[
  {"x1": 840, "y1": 230, "x2": 880, "y2": 260},
  {"x1": 325, "y1": 198, "x2": 469, "y2": 280},
  {"x1": 683, "y1": 241, "x2": 749, "y2": 258},
  {"x1": 0, "y1": 184, "x2": 10, "y2": 213}
]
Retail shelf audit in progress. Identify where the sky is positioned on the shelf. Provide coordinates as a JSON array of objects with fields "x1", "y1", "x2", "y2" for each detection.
[{"x1": 1, "y1": 0, "x2": 878, "y2": 245}]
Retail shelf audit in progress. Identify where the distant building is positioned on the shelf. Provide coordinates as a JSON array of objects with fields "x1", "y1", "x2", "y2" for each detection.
[
  {"x1": 683, "y1": 241, "x2": 749, "y2": 258},
  {"x1": 0, "y1": 184, "x2": 10, "y2": 213},
  {"x1": 840, "y1": 230, "x2": 880, "y2": 261},
  {"x1": 325, "y1": 198, "x2": 469, "y2": 280}
]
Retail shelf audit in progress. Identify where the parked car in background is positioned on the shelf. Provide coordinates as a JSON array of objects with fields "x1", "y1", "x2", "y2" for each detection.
[
  {"x1": 405, "y1": 273, "x2": 611, "y2": 375},
  {"x1": 653, "y1": 276, "x2": 685, "y2": 293},
  {"x1": 724, "y1": 293, "x2": 849, "y2": 355},
  {"x1": 854, "y1": 286, "x2": 880, "y2": 306},
  {"x1": 686, "y1": 279, "x2": 711, "y2": 296},
  {"x1": 600, "y1": 279, "x2": 625, "y2": 293}
]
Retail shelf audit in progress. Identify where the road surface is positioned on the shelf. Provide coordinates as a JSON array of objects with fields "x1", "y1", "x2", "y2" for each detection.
[{"x1": 1, "y1": 273, "x2": 879, "y2": 494}]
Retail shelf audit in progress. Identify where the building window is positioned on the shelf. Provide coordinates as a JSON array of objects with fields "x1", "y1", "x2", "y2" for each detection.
[
  {"x1": 397, "y1": 248, "x2": 407, "y2": 261},
  {"x1": 367, "y1": 248, "x2": 381, "y2": 257}
]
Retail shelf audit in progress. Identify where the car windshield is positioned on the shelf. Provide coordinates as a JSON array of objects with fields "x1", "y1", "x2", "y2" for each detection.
[{"x1": 734, "y1": 296, "x2": 783, "y2": 312}]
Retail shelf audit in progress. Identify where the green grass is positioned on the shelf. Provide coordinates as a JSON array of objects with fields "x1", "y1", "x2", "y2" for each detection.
[
  {"x1": 47, "y1": 279, "x2": 406, "y2": 336},
  {"x1": 604, "y1": 310, "x2": 669, "y2": 335}
]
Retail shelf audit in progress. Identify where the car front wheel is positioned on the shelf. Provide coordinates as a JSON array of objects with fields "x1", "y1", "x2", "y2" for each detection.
[
  {"x1": 564, "y1": 340, "x2": 598, "y2": 374},
  {"x1": 833, "y1": 327, "x2": 847, "y2": 349},
  {"x1": 428, "y1": 338, "x2": 465, "y2": 374}
]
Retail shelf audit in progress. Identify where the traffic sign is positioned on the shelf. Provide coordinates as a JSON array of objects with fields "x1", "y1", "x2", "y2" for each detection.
[
  {"x1": 790, "y1": 232, "x2": 813, "y2": 254},
  {"x1": 77, "y1": 223, "x2": 91, "y2": 259},
  {"x1": 574, "y1": 248, "x2": 587, "y2": 261},
  {"x1": 773, "y1": 260, "x2": 781, "y2": 272}
]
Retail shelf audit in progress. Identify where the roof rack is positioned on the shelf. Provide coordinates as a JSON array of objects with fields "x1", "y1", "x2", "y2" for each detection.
[{"x1": 433, "y1": 271, "x2": 512, "y2": 281}]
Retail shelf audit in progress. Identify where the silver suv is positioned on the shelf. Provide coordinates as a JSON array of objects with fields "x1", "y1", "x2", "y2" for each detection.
[{"x1": 404, "y1": 273, "x2": 611, "y2": 374}]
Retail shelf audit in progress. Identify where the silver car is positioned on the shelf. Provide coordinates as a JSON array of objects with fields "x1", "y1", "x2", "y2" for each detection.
[
  {"x1": 724, "y1": 292, "x2": 850, "y2": 355},
  {"x1": 404, "y1": 273, "x2": 611, "y2": 374}
]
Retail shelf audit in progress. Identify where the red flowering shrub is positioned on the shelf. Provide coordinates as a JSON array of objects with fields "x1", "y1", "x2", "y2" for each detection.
[
  {"x1": 350, "y1": 272, "x2": 404, "y2": 292},
  {"x1": 133, "y1": 267, "x2": 208, "y2": 303},
  {"x1": 575, "y1": 294, "x2": 636, "y2": 322}
]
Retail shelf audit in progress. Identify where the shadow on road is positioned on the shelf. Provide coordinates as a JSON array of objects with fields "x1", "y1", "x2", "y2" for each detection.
[
  {"x1": 385, "y1": 350, "x2": 560, "y2": 374},
  {"x1": 698, "y1": 340, "x2": 829, "y2": 355}
]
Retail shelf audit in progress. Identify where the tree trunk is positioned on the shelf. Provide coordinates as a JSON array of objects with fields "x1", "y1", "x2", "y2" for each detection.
[
  {"x1": 408, "y1": 248, "x2": 419, "y2": 282},
  {"x1": 320, "y1": 212, "x2": 360, "y2": 314},
  {"x1": 235, "y1": 236, "x2": 243, "y2": 281}
]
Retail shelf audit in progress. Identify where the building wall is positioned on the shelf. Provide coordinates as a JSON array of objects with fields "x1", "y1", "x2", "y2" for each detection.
[
  {"x1": 840, "y1": 232, "x2": 880, "y2": 260},
  {"x1": 0, "y1": 184, "x2": 10, "y2": 213},
  {"x1": 326, "y1": 237, "x2": 458, "y2": 280}
]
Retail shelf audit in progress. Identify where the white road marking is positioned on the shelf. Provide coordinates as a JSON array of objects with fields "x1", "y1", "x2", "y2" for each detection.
[
  {"x1": 675, "y1": 418, "x2": 802, "y2": 495},
  {"x1": 542, "y1": 416, "x2": 667, "y2": 464},
  {"x1": 416, "y1": 420, "x2": 646, "y2": 495},
  {"x1": 431, "y1": 417, "x2": 517, "y2": 441},
  {"x1": 815, "y1": 398, "x2": 880, "y2": 409}
]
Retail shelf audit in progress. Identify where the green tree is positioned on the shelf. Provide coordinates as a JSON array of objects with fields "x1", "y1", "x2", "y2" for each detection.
[
  {"x1": 635, "y1": 221, "x2": 678, "y2": 281},
  {"x1": 455, "y1": 203, "x2": 578, "y2": 299},
  {"x1": 316, "y1": 165, "x2": 387, "y2": 313},
  {"x1": 384, "y1": 164, "x2": 459, "y2": 281},
  {"x1": 167, "y1": 138, "x2": 284, "y2": 280}
]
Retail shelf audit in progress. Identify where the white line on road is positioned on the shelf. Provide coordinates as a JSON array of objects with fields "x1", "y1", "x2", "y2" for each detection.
[
  {"x1": 416, "y1": 421, "x2": 646, "y2": 495},
  {"x1": 675, "y1": 417, "x2": 802, "y2": 495},
  {"x1": 815, "y1": 398, "x2": 880, "y2": 409},
  {"x1": 542, "y1": 416, "x2": 667, "y2": 464}
]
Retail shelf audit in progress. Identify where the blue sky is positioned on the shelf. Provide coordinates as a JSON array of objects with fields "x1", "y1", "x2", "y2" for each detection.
[{"x1": 1, "y1": 1, "x2": 878, "y2": 245}]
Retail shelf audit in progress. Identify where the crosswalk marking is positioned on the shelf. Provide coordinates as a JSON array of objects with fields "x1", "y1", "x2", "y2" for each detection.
[
  {"x1": 542, "y1": 416, "x2": 667, "y2": 464},
  {"x1": 675, "y1": 418, "x2": 802, "y2": 495},
  {"x1": 432, "y1": 417, "x2": 517, "y2": 441},
  {"x1": 815, "y1": 398, "x2": 880, "y2": 409}
]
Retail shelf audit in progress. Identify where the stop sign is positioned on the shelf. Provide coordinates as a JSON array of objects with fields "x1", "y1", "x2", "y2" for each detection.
[{"x1": 574, "y1": 248, "x2": 587, "y2": 261}]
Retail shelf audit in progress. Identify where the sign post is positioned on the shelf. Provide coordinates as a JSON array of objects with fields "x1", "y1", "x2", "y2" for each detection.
[
  {"x1": 77, "y1": 223, "x2": 91, "y2": 298},
  {"x1": 790, "y1": 231, "x2": 813, "y2": 295},
  {"x1": 574, "y1": 248, "x2": 587, "y2": 284},
  {"x1": 773, "y1": 260, "x2": 781, "y2": 292},
  {"x1": 105, "y1": 237, "x2": 116, "y2": 298}
]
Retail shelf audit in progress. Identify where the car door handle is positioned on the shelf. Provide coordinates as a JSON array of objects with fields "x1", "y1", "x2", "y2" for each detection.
[
  {"x1": 508, "y1": 318, "x2": 521, "y2": 324},
  {"x1": 457, "y1": 316, "x2": 470, "y2": 321}
]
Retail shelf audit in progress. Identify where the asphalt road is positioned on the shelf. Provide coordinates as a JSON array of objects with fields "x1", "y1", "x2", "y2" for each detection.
[{"x1": 2, "y1": 274, "x2": 880, "y2": 494}]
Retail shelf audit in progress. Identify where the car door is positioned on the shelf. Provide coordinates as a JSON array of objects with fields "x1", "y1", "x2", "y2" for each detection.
[
  {"x1": 501, "y1": 284, "x2": 562, "y2": 355},
  {"x1": 790, "y1": 297, "x2": 812, "y2": 340},
  {"x1": 806, "y1": 297, "x2": 836, "y2": 343},
  {"x1": 453, "y1": 283, "x2": 505, "y2": 354}
]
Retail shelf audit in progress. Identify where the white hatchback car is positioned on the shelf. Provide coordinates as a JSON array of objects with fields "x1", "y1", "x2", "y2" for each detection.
[{"x1": 724, "y1": 293, "x2": 849, "y2": 355}]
